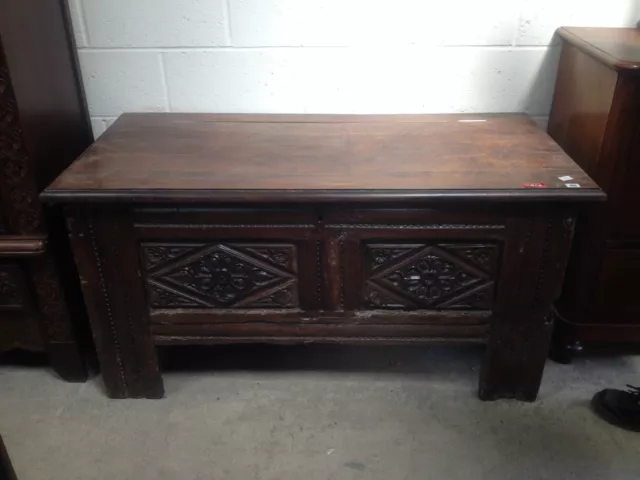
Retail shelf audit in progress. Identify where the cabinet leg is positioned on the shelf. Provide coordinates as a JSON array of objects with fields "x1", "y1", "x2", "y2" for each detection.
[
  {"x1": 479, "y1": 312, "x2": 555, "y2": 402},
  {"x1": 549, "y1": 339, "x2": 582, "y2": 364},
  {"x1": 67, "y1": 212, "x2": 165, "y2": 399},
  {"x1": 479, "y1": 214, "x2": 576, "y2": 401},
  {"x1": 29, "y1": 252, "x2": 88, "y2": 383},
  {"x1": 98, "y1": 346, "x2": 164, "y2": 399},
  {"x1": 49, "y1": 341, "x2": 87, "y2": 382}
]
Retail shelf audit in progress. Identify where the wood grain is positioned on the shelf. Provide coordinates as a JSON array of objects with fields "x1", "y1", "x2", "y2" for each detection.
[
  {"x1": 52, "y1": 113, "x2": 602, "y2": 400},
  {"x1": 557, "y1": 27, "x2": 640, "y2": 72},
  {"x1": 551, "y1": 27, "x2": 640, "y2": 361},
  {"x1": 42, "y1": 113, "x2": 602, "y2": 204}
]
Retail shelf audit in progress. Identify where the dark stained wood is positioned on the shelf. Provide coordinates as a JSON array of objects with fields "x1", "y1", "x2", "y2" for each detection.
[
  {"x1": 0, "y1": 236, "x2": 45, "y2": 257},
  {"x1": 45, "y1": 114, "x2": 602, "y2": 400},
  {"x1": 0, "y1": 0, "x2": 92, "y2": 192},
  {"x1": 550, "y1": 27, "x2": 640, "y2": 361},
  {"x1": 548, "y1": 42, "x2": 617, "y2": 178},
  {"x1": 149, "y1": 309, "x2": 492, "y2": 325},
  {"x1": 481, "y1": 213, "x2": 576, "y2": 400},
  {"x1": 154, "y1": 336, "x2": 486, "y2": 346},
  {"x1": 66, "y1": 210, "x2": 163, "y2": 398},
  {"x1": 151, "y1": 323, "x2": 489, "y2": 338},
  {"x1": 556, "y1": 27, "x2": 640, "y2": 72},
  {"x1": 42, "y1": 113, "x2": 602, "y2": 204},
  {"x1": 0, "y1": 0, "x2": 92, "y2": 380}
]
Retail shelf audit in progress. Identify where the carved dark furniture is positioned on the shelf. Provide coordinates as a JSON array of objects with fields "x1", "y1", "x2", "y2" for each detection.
[
  {"x1": 0, "y1": 0, "x2": 93, "y2": 380},
  {"x1": 549, "y1": 27, "x2": 640, "y2": 360},
  {"x1": 42, "y1": 113, "x2": 603, "y2": 400}
]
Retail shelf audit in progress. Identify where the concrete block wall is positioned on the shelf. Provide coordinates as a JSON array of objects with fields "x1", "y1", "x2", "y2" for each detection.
[{"x1": 67, "y1": 0, "x2": 640, "y2": 137}]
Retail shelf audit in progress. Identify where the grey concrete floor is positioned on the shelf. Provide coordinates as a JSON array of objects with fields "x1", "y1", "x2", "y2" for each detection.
[{"x1": 1, "y1": 344, "x2": 640, "y2": 480}]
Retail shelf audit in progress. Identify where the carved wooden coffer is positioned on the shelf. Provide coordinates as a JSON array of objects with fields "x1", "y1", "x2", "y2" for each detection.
[
  {"x1": 60, "y1": 203, "x2": 581, "y2": 401},
  {"x1": 45, "y1": 113, "x2": 602, "y2": 400}
]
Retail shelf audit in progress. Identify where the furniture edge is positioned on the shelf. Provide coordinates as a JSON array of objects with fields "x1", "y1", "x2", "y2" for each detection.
[
  {"x1": 40, "y1": 188, "x2": 607, "y2": 205},
  {"x1": 556, "y1": 27, "x2": 640, "y2": 72},
  {"x1": 0, "y1": 236, "x2": 46, "y2": 256}
]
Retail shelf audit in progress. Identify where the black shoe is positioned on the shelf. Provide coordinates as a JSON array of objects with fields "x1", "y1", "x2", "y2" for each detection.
[{"x1": 592, "y1": 385, "x2": 640, "y2": 432}]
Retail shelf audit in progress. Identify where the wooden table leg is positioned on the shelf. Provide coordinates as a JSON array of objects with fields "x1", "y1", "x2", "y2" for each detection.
[
  {"x1": 479, "y1": 310, "x2": 555, "y2": 401},
  {"x1": 67, "y1": 211, "x2": 164, "y2": 399},
  {"x1": 479, "y1": 214, "x2": 576, "y2": 401},
  {"x1": 29, "y1": 253, "x2": 88, "y2": 382}
]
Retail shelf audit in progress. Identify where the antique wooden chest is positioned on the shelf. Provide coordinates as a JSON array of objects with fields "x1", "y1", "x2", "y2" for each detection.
[{"x1": 42, "y1": 113, "x2": 604, "y2": 400}]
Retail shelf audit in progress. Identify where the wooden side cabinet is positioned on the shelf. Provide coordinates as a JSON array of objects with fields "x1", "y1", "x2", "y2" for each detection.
[
  {"x1": 0, "y1": 0, "x2": 93, "y2": 380},
  {"x1": 549, "y1": 27, "x2": 640, "y2": 360}
]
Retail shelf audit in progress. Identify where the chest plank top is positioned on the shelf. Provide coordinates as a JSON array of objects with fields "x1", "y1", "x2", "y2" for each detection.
[
  {"x1": 42, "y1": 113, "x2": 603, "y2": 401},
  {"x1": 44, "y1": 113, "x2": 600, "y2": 203}
]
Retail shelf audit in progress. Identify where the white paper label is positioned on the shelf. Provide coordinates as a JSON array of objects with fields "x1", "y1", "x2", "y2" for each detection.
[
  {"x1": 565, "y1": 183, "x2": 581, "y2": 188},
  {"x1": 559, "y1": 176, "x2": 573, "y2": 181}
]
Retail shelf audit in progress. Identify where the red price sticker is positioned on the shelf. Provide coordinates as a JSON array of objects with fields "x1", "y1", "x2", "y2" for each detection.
[{"x1": 524, "y1": 183, "x2": 547, "y2": 188}]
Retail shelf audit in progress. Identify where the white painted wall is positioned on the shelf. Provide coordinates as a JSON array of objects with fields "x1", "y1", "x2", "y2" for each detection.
[{"x1": 67, "y1": 0, "x2": 640, "y2": 137}]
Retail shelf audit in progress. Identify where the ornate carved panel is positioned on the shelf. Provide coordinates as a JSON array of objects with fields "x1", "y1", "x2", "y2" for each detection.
[
  {"x1": 141, "y1": 243, "x2": 299, "y2": 309},
  {"x1": 363, "y1": 243, "x2": 499, "y2": 310},
  {"x1": 0, "y1": 263, "x2": 28, "y2": 309}
]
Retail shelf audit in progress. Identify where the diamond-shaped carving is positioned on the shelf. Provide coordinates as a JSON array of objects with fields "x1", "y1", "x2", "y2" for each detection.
[
  {"x1": 441, "y1": 244, "x2": 499, "y2": 274},
  {"x1": 240, "y1": 246, "x2": 296, "y2": 272},
  {"x1": 366, "y1": 245, "x2": 418, "y2": 271},
  {"x1": 363, "y1": 243, "x2": 499, "y2": 310},
  {"x1": 143, "y1": 245, "x2": 195, "y2": 269},
  {"x1": 141, "y1": 243, "x2": 298, "y2": 309}
]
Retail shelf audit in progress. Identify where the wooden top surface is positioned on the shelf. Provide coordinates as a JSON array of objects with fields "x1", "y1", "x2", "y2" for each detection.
[
  {"x1": 558, "y1": 27, "x2": 640, "y2": 71},
  {"x1": 43, "y1": 113, "x2": 603, "y2": 204}
]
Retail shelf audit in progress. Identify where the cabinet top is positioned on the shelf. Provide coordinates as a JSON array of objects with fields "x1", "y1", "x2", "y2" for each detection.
[
  {"x1": 42, "y1": 113, "x2": 603, "y2": 204},
  {"x1": 557, "y1": 27, "x2": 640, "y2": 71}
]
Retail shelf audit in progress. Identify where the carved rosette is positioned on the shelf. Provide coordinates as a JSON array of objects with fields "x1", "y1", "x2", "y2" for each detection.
[
  {"x1": 363, "y1": 243, "x2": 499, "y2": 310},
  {"x1": 141, "y1": 243, "x2": 299, "y2": 309}
]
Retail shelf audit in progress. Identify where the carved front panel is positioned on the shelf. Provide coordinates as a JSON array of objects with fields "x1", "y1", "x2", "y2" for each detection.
[
  {"x1": 141, "y1": 243, "x2": 299, "y2": 309},
  {"x1": 363, "y1": 243, "x2": 500, "y2": 310},
  {"x1": 0, "y1": 263, "x2": 28, "y2": 309}
]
